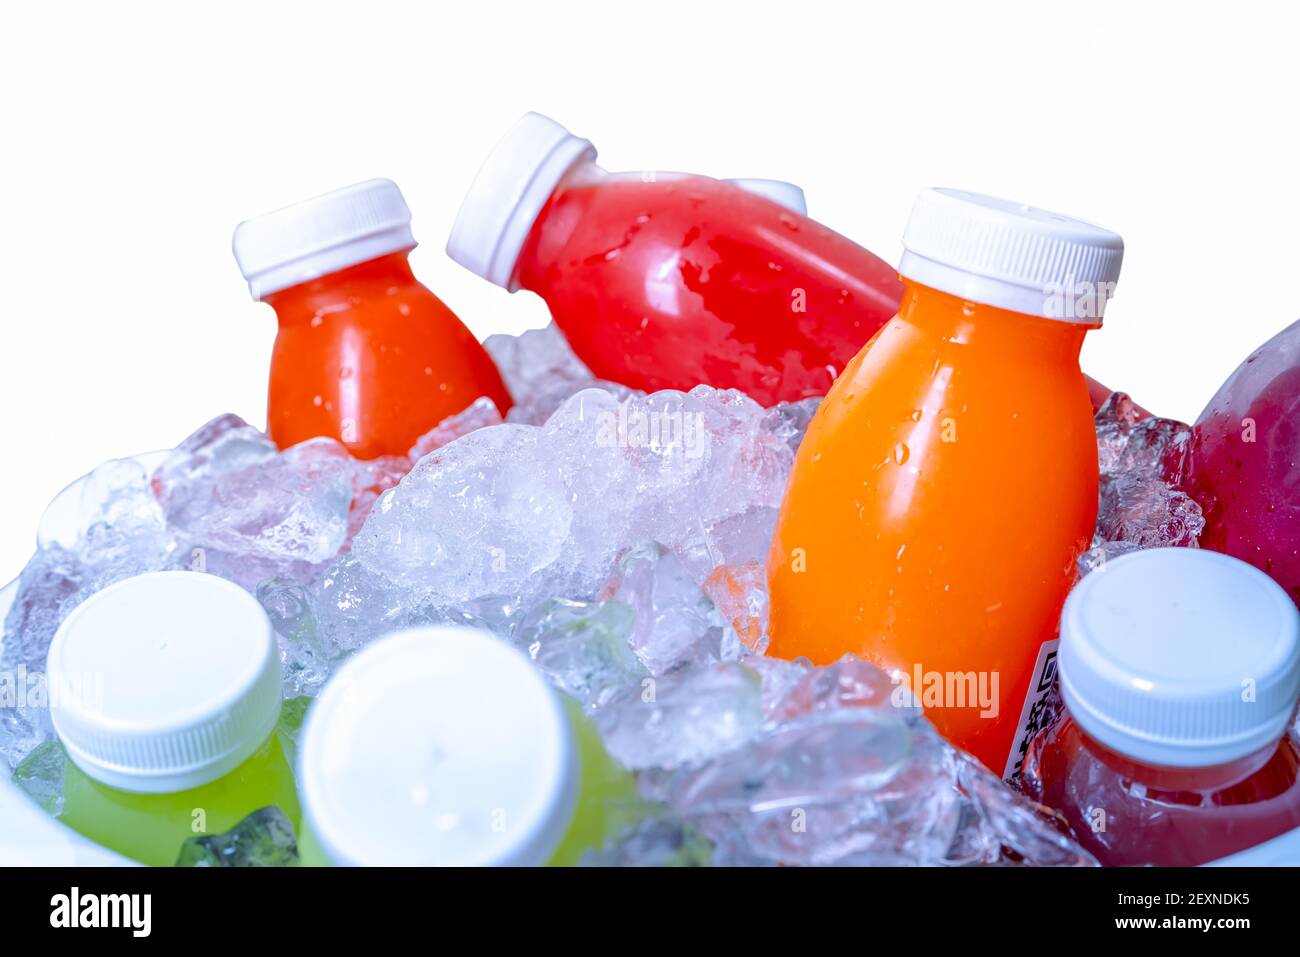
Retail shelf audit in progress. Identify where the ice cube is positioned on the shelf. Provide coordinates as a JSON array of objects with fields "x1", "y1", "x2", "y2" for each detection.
[
  {"x1": 174, "y1": 806, "x2": 298, "y2": 867},
  {"x1": 408, "y1": 397, "x2": 503, "y2": 461},
  {"x1": 593, "y1": 662, "x2": 765, "y2": 770},
  {"x1": 604, "y1": 542, "x2": 731, "y2": 674},
  {"x1": 1091, "y1": 392, "x2": 1204, "y2": 557},
  {"x1": 761, "y1": 396, "x2": 822, "y2": 453},
  {"x1": 257, "y1": 577, "x2": 330, "y2": 699},
  {"x1": 514, "y1": 598, "x2": 645, "y2": 711},
  {"x1": 1095, "y1": 475, "x2": 1204, "y2": 549},
  {"x1": 651, "y1": 657, "x2": 1095, "y2": 866},
  {"x1": 2, "y1": 546, "x2": 86, "y2": 674},
  {"x1": 484, "y1": 323, "x2": 593, "y2": 400},
  {"x1": 1095, "y1": 391, "x2": 1195, "y2": 486},
  {"x1": 1, "y1": 706, "x2": 54, "y2": 776},
  {"x1": 344, "y1": 455, "x2": 411, "y2": 546},
  {"x1": 580, "y1": 814, "x2": 713, "y2": 867},
  {"x1": 164, "y1": 436, "x2": 354, "y2": 577},
  {"x1": 310, "y1": 555, "x2": 409, "y2": 654},
  {"x1": 702, "y1": 561, "x2": 770, "y2": 654},
  {"x1": 1076, "y1": 539, "x2": 1142, "y2": 578},
  {"x1": 151, "y1": 413, "x2": 277, "y2": 506},
  {"x1": 353, "y1": 424, "x2": 576, "y2": 605},
  {"x1": 11, "y1": 739, "x2": 67, "y2": 816}
]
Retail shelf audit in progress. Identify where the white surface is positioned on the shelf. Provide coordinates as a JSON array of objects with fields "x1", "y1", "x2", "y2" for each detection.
[
  {"x1": 233, "y1": 178, "x2": 416, "y2": 299},
  {"x1": 1060, "y1": 548, "x2": 1300, "y2": 768},
  {"x1": 725, "y1": 178, "x2": 808, "y2": 216},
  {"x1": 47, "y1": 570, "x2": 282, "y2": 793},
  {"x1": 447, "y1": 111, "x2": 596, "y2": 290},
  {"x1": 2, "y1": 1, "x2": 1299, "y2": 576},
  {"x1": 299, "y1": 626, "x2": 578, "y2": 866},
  {"x1": 899, "y1": 188, "x2": 1124, "y2": 321}
]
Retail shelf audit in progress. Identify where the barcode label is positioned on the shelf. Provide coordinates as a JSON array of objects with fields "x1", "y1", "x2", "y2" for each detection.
[{"x1": 1002, "y1": 639, "x2": 1060, "y2": 784}]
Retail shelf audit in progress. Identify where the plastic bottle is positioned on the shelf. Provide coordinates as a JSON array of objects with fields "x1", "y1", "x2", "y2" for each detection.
[
  {"x1": 297, "y1": 627, "x2": 638, "y2": 866},
  {"x1": 1189, "y1": 317, "x2": 1300, "y2": 605},
  {"x1": 233, "y1": 179, "x2": 511, "y2": 458},
  {"x1": 48, "y1": 571, "x2": 298, "y2": 866},
  {"x1": 767, "y1": 188, "x2": 1124, "y2": 775},
  {"x1": 446, "y1": 112, "x2": 903, "y2": 406},
  {"x1": 1020, "y1": 548, "x2": 1300, "y2": 866}
]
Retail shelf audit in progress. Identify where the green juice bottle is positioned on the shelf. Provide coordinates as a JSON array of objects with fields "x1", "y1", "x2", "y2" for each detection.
[
  {"x1": 47, "y1": 571, "x2": 298, "y2": 866},
  {"x1": 298, "y1": 626, "x2": 638, "y2": 866}
]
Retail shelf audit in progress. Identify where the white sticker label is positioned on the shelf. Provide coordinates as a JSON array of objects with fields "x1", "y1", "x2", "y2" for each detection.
[{"x1": 1002, "y1": 638, "x2": 1060, "y2": 784}]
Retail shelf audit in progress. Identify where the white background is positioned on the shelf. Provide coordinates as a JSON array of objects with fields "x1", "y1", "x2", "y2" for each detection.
[{"x1": 2, "y1": 0, "x2": 1297, "y2": 579}]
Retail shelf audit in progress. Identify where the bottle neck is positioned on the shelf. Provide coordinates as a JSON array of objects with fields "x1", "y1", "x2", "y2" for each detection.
[
  {"x1": 897, "y1": 278, "x2": 1092, "y2": 365},
  {"x1": 1079, "y1": 722, "x2": 1283, "y2": 793},
  {"x1": 514, "y1": 160, "x2": 603, "y2": 293},
  {"x1": 262, "y1": 251, "x2": 417, "y2": 325}
]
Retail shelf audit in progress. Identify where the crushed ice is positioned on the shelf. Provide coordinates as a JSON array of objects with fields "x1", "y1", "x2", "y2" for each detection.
[{"x1": 3, "y1": 325, "x2": 1200, "y2": 866}]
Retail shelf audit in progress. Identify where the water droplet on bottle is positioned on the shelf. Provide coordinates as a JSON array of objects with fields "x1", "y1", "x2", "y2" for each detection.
[{"x1": 892, "y1": 443, "x2": 910, "y2": 465}]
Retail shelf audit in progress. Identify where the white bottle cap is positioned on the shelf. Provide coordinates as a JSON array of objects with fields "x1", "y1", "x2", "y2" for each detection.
[
  {"x1": 47, "y1": 571, "x2": 281, "y2": 794},
  {"x1": 724, "y1": 178, "x2": 808, "y2": 216},
  {"x1": 233, "y1": 178, "x2": 416, "y2": 300},
  {"x1": 299, "y1": 627, "x2": 578, "y2": 866},
  {"x1": 447, "y1": 112, "x2": 596, "y2": 291},
  {"x1": 1060, "y1": 548, "x2": 1300, "y2": 769},
  {"x1": 899, "y1": 187, "x2": 1124, "y2": 322}
]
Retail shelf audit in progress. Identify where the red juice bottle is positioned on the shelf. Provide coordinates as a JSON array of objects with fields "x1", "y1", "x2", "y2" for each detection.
[
  {"x1": 1020, "y1": 547, "x2": 1300, "y2": 866},
  {"x1": 234, "y1": 179, "x2": 512, "y2": 459},
  {"x1": 1189, "y1": 318, "x2": 1300, "y2": 604},
  {"x1": 446, "y1": 112, "x2": 903, "y2": 406}
]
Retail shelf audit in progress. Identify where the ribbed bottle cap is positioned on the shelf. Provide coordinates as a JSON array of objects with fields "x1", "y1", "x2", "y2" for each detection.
[
  {"x1": 899, "y1": 187, "x2": 1124, "y2": 322},
  {"x1": 299, "y1": 627, "x2": 578, "y2": 866},
  {"x1": 233, "y1": 178, "x2": 416, "y2": 299},
  {"x1": 1060, "y1": 548, "x2": 1300, "y2": 768},
  {"x1": 47, "y1": 571, "x2": 281, "y2": 793},
  {"x1": 447, "y1": 112, "x2": 596, "y2": 291}
]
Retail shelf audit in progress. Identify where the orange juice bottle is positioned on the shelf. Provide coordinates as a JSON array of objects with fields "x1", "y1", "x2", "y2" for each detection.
[
  {"x1": 767, "y1": 188, "x2": 1124, "y2": 776},
  {"x1": 233, "y1": 179, "x2": 512, "y2": 459}
]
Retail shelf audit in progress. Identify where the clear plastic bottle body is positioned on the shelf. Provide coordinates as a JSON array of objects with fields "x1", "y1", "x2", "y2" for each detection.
[
  {"x1": 1190, "y1": 318, "x2": 1300, "y2": 605},
  {"x1": 514, "y1": 164, "x2": 904, "y2": 406},
  {"x1": 59, "y1": 728, "x2": 300, "y2": 867},
  {"x1": 767, "y1": 279, "x2": 1098, "y2": 772},
  {"x1": 1021, "y1": 714, "x2": 1300, "y2": 866},
  {"x1": 265, "y1": 251, "x2": 512, "y2": 459}
]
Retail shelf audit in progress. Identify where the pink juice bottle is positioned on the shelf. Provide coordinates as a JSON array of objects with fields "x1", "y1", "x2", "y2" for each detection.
[
  {"x1": 446, "y1": 112, "x2": 903, "y2": 407},
  {"x1": 1020, "y1": 547, "x2": 1300, "y2": 866},
  {"x1": 1189, "y1": 318, "x2": 1300, "y2": 604}
]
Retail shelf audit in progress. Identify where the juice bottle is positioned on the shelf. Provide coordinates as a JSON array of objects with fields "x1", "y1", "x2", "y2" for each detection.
[
  {"x1": 233, "y1": 179, "x2": 512, "y2": 458},
  {"x1": 1188, "y1": 318, "x2": 1300, "y2": 605},
  {"x1": 767, "y1": 188, "x2": 1124, "y2": 775},
  {"x1": 1020, "y1": 548, "x2": 1300, "y2": 866},
  {"x1": 297, "y1": 626, "x2": 639, "y2": 866},
  {"x1": 446, "y1": 112, "x2": 903, "y2": 406},
  {"x1": 46, "y1": 571, "x2": 298, "y2": 866}
]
